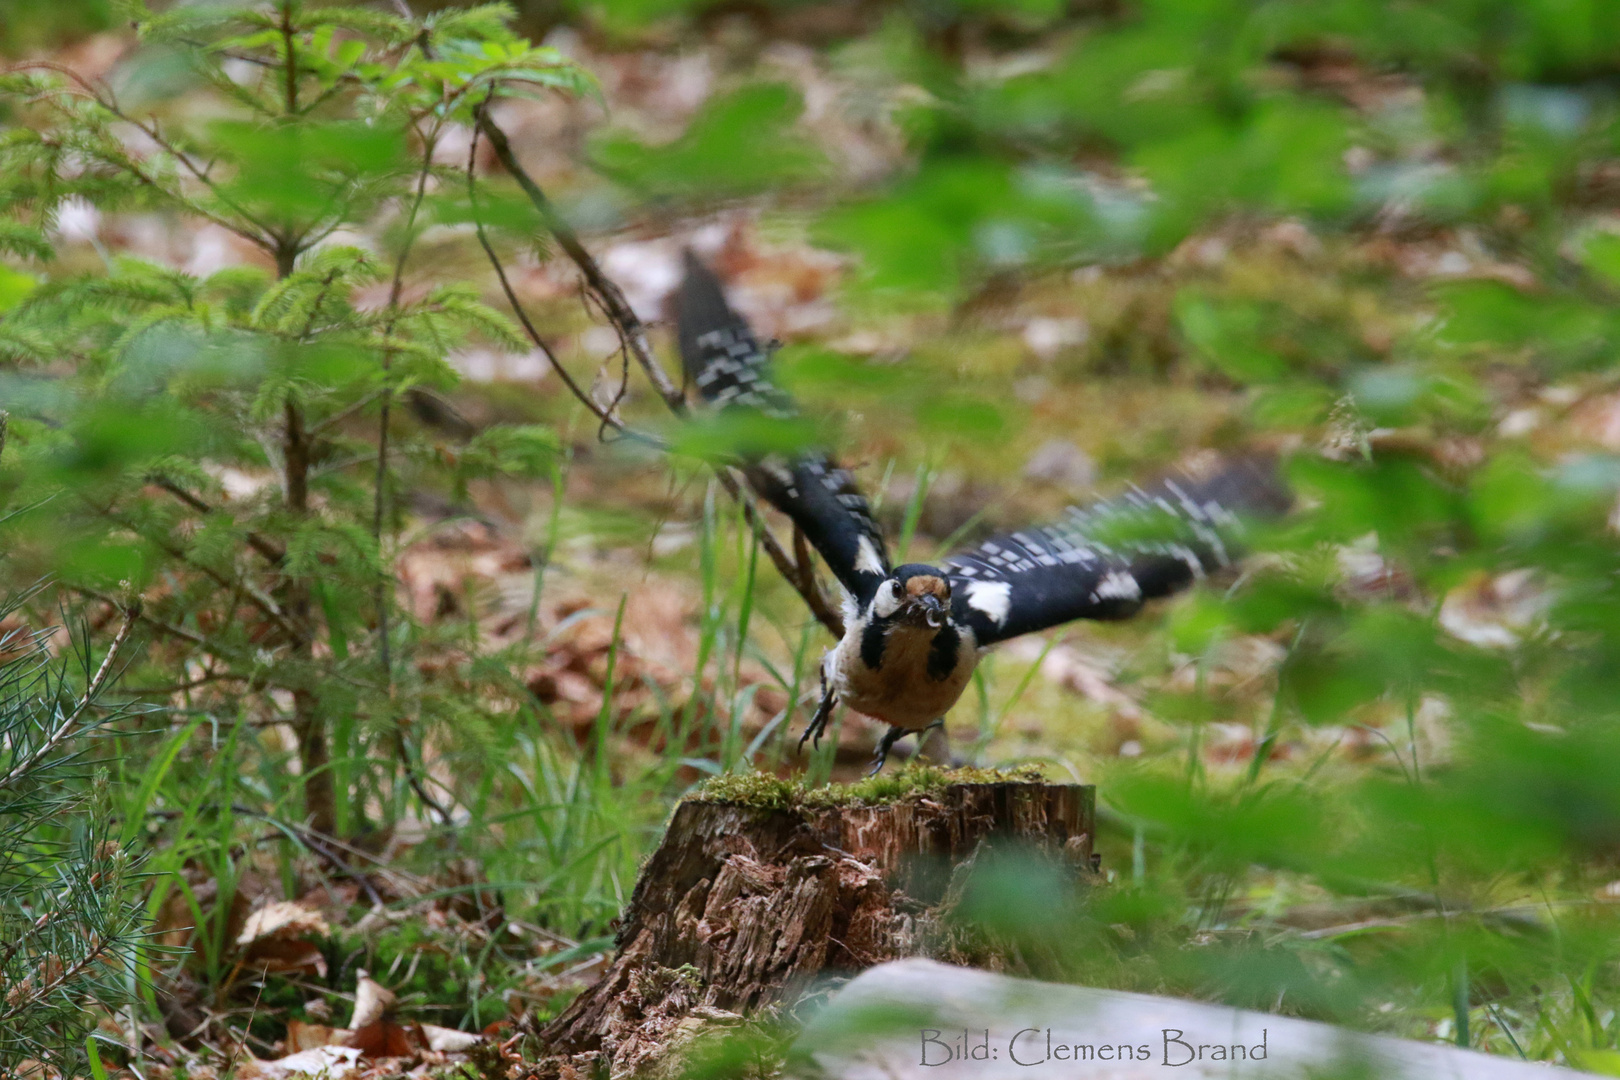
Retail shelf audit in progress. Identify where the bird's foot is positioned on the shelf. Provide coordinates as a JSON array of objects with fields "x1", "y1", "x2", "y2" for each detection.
[
  {"x1": 866, "y1": 725, "x2": 910, "y2": 777},
  {"x1": 798, "y1": 684, "x2": 837, "y2": 753}
]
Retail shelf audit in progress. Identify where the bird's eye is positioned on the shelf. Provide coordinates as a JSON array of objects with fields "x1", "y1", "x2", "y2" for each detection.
[{"x1": 872, "y1": 578, "x2": 902, "y2": 618}]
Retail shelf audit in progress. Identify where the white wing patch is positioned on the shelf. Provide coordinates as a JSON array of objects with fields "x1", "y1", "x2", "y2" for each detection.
[
  {"x1": 838, "y1": 586, "x2": 861, "y2": 630},
  {"x1": 965, "y1": 579, "x2": 1012, "y2": 627},
  {"x1": 1092, "y1": 570, "x2": 1142, "y2": 603},
  {"x1": 855, "y1": 535, "x2": 885, "y2": 576}
]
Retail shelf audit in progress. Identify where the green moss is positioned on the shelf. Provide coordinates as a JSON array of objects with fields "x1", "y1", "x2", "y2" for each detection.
[{"x1": 691, "y1": 763, "x2": 1050, "y2": 811}]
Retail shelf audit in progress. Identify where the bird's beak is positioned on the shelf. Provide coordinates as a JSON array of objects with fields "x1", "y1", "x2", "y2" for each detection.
[{"x1": 914, "y1": 594, "x2": 945, "y2": 629}]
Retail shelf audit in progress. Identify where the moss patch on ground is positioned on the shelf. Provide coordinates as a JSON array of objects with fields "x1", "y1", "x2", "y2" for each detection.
[{"x1": 691, "y1": 763, "x2": 1051, "y2": 811}]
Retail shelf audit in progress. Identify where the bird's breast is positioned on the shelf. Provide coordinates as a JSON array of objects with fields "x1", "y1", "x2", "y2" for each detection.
[{"x1": 830, "y1": 620, "x2": 977, "y2": 731}]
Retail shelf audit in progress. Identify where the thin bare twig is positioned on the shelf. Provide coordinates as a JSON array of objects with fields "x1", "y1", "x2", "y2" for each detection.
[
  {"x1": 792, "y1": 522, "x2": 843, "y2": 635},
  {"x1": 464, "y1": 119, "x2": 663, "y2": 448},
  {"x1": 470, "y1": 103, "x2": 844, "y2": 637},
  {"x1": 718, "y1": 470, "x2": 843, "y2": 636},
  {"x1": 76, "y1": 587, "x2": 209, "y2": 650},
  {"x1": 472, "y1": 102, "x2": 685, "y2": 412},
  {"x1": 308, "y1": 386, "x2": 388, "y2": 437},
  {"x1": 133, "y1": 671, "x2": 254, "y2": 696},
  {"x1": 148, "y1": 478, "x2": 285, "y2": 566}
]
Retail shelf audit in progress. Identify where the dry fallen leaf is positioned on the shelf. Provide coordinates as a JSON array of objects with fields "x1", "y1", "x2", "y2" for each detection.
[
  {"x1": 1438, "y1": 569, "x2": 1548, "y2": 649},
  {"x1": 235, "y1": 1046, "x2": 361, "y2": 1080},
  {"x1": 346, "y1": 1021, "x2": 415, "y2": 1060},
  {"x1": 344, "y1": 973, "x2": 416, "y2": 1059},
  {"x1": 236, "y1": 901, "x2": 331, "y2": 978},
  {"x1": 1037, "y1": 644, "x2": 1143, "y2": 721},
  {"x1": 284, "y1": 1020, "x2": 347, "y2": 1052},
  {"x1": 347, "y1": 973, "x2": 395, "y2": 1030},
  {"x1": 420, "y1": 1024, "x2": 483, "y2": 1053},
  {"x1": 238, "y1": 901, "x2": 330, "y2": 945}
]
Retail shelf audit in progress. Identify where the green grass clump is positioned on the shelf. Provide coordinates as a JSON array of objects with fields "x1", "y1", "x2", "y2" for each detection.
[{"x1": 693, "y1": 763, "x2": 1050, "y2": 811}]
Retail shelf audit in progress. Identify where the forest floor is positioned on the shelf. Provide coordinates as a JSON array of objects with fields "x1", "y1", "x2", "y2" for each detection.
[{"x1": 15, "y1": 11, "x2": 1620, "y2": 1080}]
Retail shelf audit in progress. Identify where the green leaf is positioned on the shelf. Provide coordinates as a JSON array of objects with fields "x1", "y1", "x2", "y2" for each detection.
[
  {"x1": 210, "y1": 119, "x2": 408, "y2": 223},
  {"x1": 55, "y1": 532, "x2": 152, "y2": 588},
  {"x1": 1435, "y1": 280, "x2": 1611, "y2": 368},
  {"x1": 914, "y1": 397, "x2": 1005, "y2": 442},
  {"x1": 818, "y1": 160, "x2": 1012, "y2": 303},
  {"x1": 672, "y1": 410, "x2": 823, "y2": 462},
  {"x1": 1135, "y1": 100, "x2": 1351, "y2": 249},
  {"x1": 0, "y1": 263, "x2": 39, "y2": 312},
  {"x1": 86, "y1": 1037, "x2": 109, "y2": 1080},
  {"x1": 591, "y1": 84, "x2": 823, "y2": 202},
  {"x1": 118, "y1": 716, "x2": 205, "y2": 847},
  {"x1": 1582, "y1": 232, "x2": 1620, "y2": 290},
  {"x1": 1175, "y1": 293, "x2": 1288, "y2": 383}
]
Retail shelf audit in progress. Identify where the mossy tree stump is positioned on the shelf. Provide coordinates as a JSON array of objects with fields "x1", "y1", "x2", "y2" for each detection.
[{"x1": 540, "y1": 773, "x2": 1095, "y2": 1077}]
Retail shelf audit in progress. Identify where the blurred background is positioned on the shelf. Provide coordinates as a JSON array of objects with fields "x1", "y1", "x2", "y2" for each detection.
[{"x1": 7, "y1": 0, "x2": 1620, "y2": 1074}]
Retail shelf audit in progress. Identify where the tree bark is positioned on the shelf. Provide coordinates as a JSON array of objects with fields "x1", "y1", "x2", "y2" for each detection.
[
  {"x1": 540, "y1": 780, "x2": 1095, "y2": 1078},
  {"x1": 282, "y1": 385, "x2": 334, "y2": 836}
]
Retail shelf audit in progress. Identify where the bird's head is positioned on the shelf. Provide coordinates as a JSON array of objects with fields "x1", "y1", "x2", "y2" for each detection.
[{"x1": 869, "y1": 564, "x2": 952, "y2": 630}]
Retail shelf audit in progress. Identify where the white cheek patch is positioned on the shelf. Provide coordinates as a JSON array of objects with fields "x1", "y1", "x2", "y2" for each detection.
[
  {"x1": 1092, "y1": 570, "x2": 1142, "y2": 603},
  {"x1": 965, "y1": 579, "x2": 1012, "y2": 627},
  {"x1": 854, "y1": 535, "x2": 885, "y2": 576},
  {"x1": 871, "y1": 580, "x2": 902, "y2": 619}
]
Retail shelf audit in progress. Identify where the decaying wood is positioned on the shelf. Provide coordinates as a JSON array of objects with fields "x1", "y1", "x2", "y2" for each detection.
[{"x1": 540, "y1": 781, "x2": 1094, "y2": 1078}]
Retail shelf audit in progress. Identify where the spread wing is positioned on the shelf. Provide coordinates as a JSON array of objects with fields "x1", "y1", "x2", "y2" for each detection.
[
  {"x1": 675, "y1": 252, "x2": 890, "y2": 605},
  {"x1": 945, "y1": 458, "x2": 1289, "y2": 647}
]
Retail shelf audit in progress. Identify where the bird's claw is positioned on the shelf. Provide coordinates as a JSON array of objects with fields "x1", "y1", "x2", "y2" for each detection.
[
  {"x1": 867, "y1": 724, "x2": 910, "y2": 776},
  {"x1": 866, "y1": 719, "x2": 946, "y2": 776},
  {"x1": 798, "y1": 684, "x2": 836, "y2": 754}
]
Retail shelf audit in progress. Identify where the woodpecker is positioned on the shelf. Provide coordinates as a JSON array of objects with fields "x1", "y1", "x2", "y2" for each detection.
[{"x1": 675, "y1": 253, "x2": 1289, "y2": 773}]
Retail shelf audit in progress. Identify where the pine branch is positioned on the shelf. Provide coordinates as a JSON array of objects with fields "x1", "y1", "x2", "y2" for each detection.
[
  {"x1": 15, "y1": 61, "x2": 279, "y2": 247},
  {"x1": 148, "y1": 477, "x2": 286, "y2": 566},
  {"x1": 0, "y1": 928, "x2": 121, "y2": 1026},
  {"x1": 97, "y1": 501, "x2": 301, "y2": 644},
  {"x1": 0, "y1": 605, "x2": 138, "y2": 793}
]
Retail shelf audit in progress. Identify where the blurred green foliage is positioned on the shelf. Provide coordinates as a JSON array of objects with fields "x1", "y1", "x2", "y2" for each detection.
[
  {"x1": 593, "y1": 83, "x2": 825, "y2": 199},
  {"x1": 10, "y1": 0, "x2": 1620, "y2": 1072},
  {"x1": 0, "y1": 0, "x2": 664, "y2": 1049},
  {"x1": 583, "y1": 0, "x2": 1620, "y2": 1071},
  {"x1": 0, "y1": 0, "x2": 115, "y2": 56}
]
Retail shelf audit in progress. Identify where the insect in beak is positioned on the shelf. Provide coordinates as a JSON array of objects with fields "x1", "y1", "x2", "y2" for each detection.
[{"x1": 916, "y1": 594, "x2": 945, "y2": 629}]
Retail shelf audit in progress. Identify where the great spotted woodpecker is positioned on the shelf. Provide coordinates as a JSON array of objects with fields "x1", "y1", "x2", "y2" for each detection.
[{"x1": 675, "y1": 253, "x2": 1289, "y2": 773}]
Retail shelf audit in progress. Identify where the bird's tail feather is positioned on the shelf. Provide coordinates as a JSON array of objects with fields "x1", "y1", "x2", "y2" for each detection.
[{"x1": 674, "y1": 252, "x2": 794, "y2": 416}]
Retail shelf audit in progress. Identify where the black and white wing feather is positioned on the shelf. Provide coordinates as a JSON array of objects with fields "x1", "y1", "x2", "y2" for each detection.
[
  {"x1": 946, "y1": 458, "x2": 1289, "y2": 647},
  {"x1": 676, "y1": 252, "x2": 890, "y2": 606}
]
